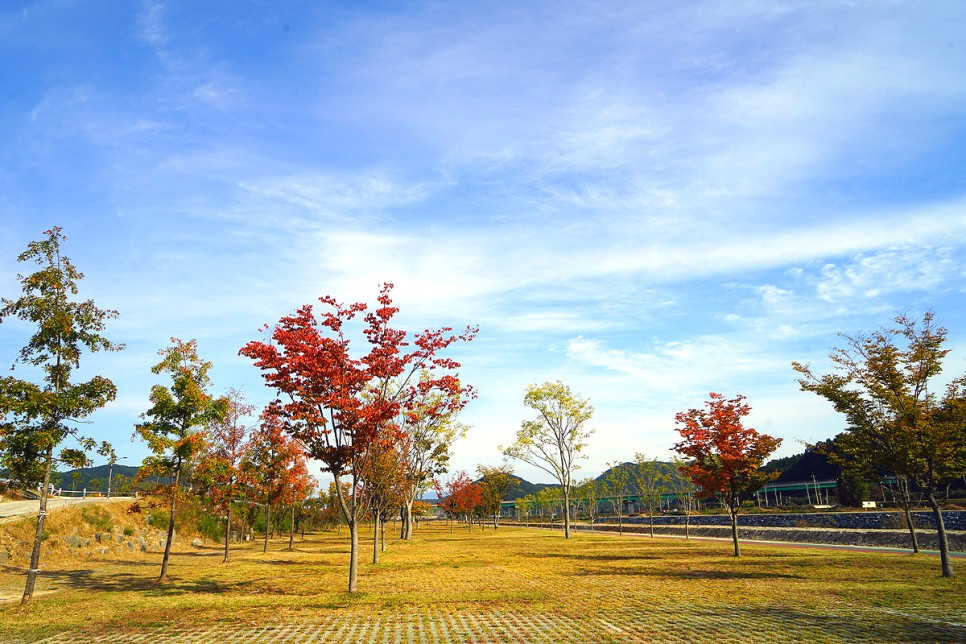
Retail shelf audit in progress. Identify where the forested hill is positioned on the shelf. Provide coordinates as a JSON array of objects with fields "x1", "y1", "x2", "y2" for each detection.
[
  {"x1": 499, "y1": 449, "x2": 838, "y2": 500},
  {"x1": 50, "y1": 464, "x2": 140, "y2": 493}
]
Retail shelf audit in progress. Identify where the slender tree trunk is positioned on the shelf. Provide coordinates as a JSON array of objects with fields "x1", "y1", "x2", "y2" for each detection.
[
  {"x1": 263, "y1": 504, "x2": 271, "y2": 554},
  {"x1": 21, "y1": 446, "x2": 54, "y2": 605},
  {"x1": 618, "y1": 509, "x2": 623, "y2": 536},
  {"x1": 380, "y1": 515, "x2": 386, "y2": 552},
  {"x1": 348, "y1": 515, "x2": 360, "y2": 592},
  {"x1": 729, "y1": 506, "x2": 741, "y2": 557},
  {"x1": 900, "y1": 504, "x2": 920, "y2": 554},
  {"x1": 926, "y1": 492, "x2": 954, "y2": 578},
  {"x1": 288, "y1": 502, "x2": 295, "y2": 551},
  {"x1": 372, "y1": 511, "x2": 380, "y2": 564},
  {"x1": 896, "y1": 476, "x2": 920, "y2": 554},
  {"x1": 563, "y1": 489, "x2": 571, "y2": 538},
  {"x1": 223, "y1": 501, "x2": 232, "y2": 563},
  {"x1": 159, "y1": 464, "x2": 181, "y2": 583},
  {"x1": 684, "y1": 512, "x2": 691, "y2": 540},
  {"x1": 648, "y1": 512, "x2": 655, "y2": 538},
  {"x1": 400, "y1": 500, "x2": 413, "y2": 540}
]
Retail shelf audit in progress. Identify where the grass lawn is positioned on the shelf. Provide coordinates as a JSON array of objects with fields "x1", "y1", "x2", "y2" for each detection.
[{"x1": 0, "y1": 519, "x2": 963, "y2": 642}]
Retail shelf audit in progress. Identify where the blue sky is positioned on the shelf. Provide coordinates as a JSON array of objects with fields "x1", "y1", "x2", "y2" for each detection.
[{"x1": 2, "y1": 1, "x2": 965, "y2": 485}]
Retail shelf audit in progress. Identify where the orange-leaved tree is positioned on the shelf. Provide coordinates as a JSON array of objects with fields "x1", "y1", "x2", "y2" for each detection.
[
  {"x1": 672, "y1": 393, "x2": 781, "y2": 557},
  {"x1": 195, "y1": 388, "x2": 254, "y2": 563},
  {"x1": 242, "y1": 408, "x2": 309, "y2": 554},
  {"x1": 434, "y1": 471, "x2": 483, "y2": 533},
  {"x1": 239, "y1": 283, "x2": 476, "y2": 592}
]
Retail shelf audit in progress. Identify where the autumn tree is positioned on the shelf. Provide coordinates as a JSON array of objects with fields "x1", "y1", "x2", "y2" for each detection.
[
  {"x1": 0, "y1": 227, "x2": 123, "y2": 605},
  {"x1": 396, "y1": 371, "x2": 471, "y2": 540},
  {"x1": 476, "y1": 464, "x2": 515, "y2": 529},
  {"x1": 362, "y1": 432, "x2": 408, "y2": 562},
  {"x1": 434, "y1": 471, "x2": 483, "y2": 533},
  {"x1": 633, "y1": 454, "x2": 670, "y2": 538},
  {"x1": 501, "y1": 381, "x2": 594, "y2": 539},
  {"x1": 195, "y1": 388, "x2": 254, "y2": 562},
  {"x1": 603, "y1": 462, "x2": 631, "y2": 536},
  {"x1": 793, "y1": 312, "x2": 966, "y2": 578},
  {"x1": 240, "y1": 283, "x2": 476, "y2": 592},
  {"x1": 673, "y1": 393, "x2": 781, "y2": 557},
  {"x1": 242, "y1": 409, "x2": 309, "y2": 553},
  {"x1": 135, "y1": 338, "x2": 228, "y2": 582}
]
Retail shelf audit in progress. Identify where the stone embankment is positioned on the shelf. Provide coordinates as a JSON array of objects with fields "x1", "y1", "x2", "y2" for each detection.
[{"x1": 515, "y1": 511, "x2": 966, "y2": 551}]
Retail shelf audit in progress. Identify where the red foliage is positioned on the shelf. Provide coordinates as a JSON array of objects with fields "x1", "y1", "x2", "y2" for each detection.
[
  {"x1": 672, "y1": 393, "x2": 781, "y2": 511},
  {"x1": 434, "y1": 471, "x2": 484, "y2": 519},
  {"x1": 238, "y1": 283, "x2": 477, "y2": 481}
]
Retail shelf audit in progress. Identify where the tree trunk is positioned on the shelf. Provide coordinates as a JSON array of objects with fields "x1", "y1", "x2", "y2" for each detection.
[
  {"x1": 926, "y1": 492, "x2": 954, "y2": 578},
  {"x1": 400, "y1": 500, "x2": 413, "y2": 540},
  {"x1": 618, "y1": 510, "x2": 623, "y2": 536},
  {"x1": 288, "y1": 502, "x2": 295, "y2": 551},
  {"x1": 21, "y1": 446, "x2": 54, "y2": 605},
  {"x1": 159, "y1": 465, "x2": 181, "y2": 583},
  {"x1": 263, "y1": 504, "x2": 271, "y2": 553},
  {"x1": 223, "y1": 501, "x2": 232, "y2": 563},
  {"x1": 348, "y1": 518, "x2": 359, "y2": 592},
  {"x1": 372, "y1": 511, "x2": 380, "y2": 565},
  {"x1": 648, "y1": 512, "x2": 655, "y2": 538},
  {"x1": 729, "y1": 507, "x2": 741, "y2": 557},
  {"x1": 380, "y1": 515, "x2": 386, "y2": 552},
  {"x1": 896, "y1": 476, "x2": 920, "y2": 554},
  {"x1": 684, "y1": 512, "x2": 691, "y2": 540},
  {"x1": 563, "y1": 489, "x2": 571, "y2": 538}
]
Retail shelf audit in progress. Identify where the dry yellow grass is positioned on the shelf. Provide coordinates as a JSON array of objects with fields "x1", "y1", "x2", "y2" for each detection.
[{"x1": 0, "y1": 508, "x2": 963, "y2": 642}]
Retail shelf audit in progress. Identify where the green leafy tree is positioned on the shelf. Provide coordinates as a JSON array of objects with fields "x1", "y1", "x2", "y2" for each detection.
[
  {"x1": 134, "y1": 338, "x2": 228, "y2": 583},
  {"x1": 633, "y1": 454, "x2": 670, "y2": 538},
  {"x1": 574, "y1": 477, "x2": 601, "y2": 531},
  {"x1": 793, "y1": 312, "x2": 966, "y2": 578},
  {"x1": 603, "y1": 462, "x2": 631, "y2": 536},
  {"x1": 476, "y1": 464, "x2": 515, "y2": 529},
  {"x1": 667, "y1": 456, "x2": 698, "y2": 539},
  {"x1": 396, "y1": 372, "x2": 471, "y2": 541},
  {"x1": 514, "y1": 495, "x2": 533, "y2": 527},
  {"x1": 501, "y1": 381, "x2": 594, "y2": 539},
  {"x1": 0, "y1": 227, "x2": 122, "y2": 605}
]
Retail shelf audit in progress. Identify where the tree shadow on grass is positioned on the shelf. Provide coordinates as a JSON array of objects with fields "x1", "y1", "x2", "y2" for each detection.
[
  {"x1": 570, "y1": 566, "x2": 806, "y2": 580},
  {"x1": 36, "y1": 568, "x2": 237, "y2": 596}
]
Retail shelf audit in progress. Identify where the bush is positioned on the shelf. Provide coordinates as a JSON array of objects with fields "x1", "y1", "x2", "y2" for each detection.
[
  {"x1": 81, "y1": 505, "x2": 113, "y2": 532},
  {"x1": 147, "y1": 509, "x2": 168, "y2": 530}
]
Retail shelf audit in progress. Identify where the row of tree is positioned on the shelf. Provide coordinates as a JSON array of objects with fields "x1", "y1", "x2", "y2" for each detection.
[
  {"x1": 0, "y1": 228, "x2": 479, "y2": 601},
  {"x1": 487, "y1": 312, "x2": 966, "y2": 577}
]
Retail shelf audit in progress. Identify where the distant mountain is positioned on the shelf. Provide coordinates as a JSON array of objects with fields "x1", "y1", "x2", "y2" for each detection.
[
  {"x1": 763, "y1": 447, "x2": 839, "y2": 482},
  {"x1": 50, "y1": 464, "x2": 141, "y2": 493}
]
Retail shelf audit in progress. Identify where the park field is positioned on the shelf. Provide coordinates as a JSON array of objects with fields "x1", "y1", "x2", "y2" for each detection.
[{"x1": 0, "y1": 519, "x2": 964, "y2": 643}]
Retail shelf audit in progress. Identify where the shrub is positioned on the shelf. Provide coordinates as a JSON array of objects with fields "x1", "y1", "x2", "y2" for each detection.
[
  {"x1": 147, "y1": 509, "x2": 168, "y2": 530},
  {"x1": 80, "y1": 506, "x2": 113, "y2": 532}
]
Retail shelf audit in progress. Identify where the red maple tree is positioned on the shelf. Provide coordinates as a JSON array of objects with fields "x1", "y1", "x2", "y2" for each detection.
[
  {"x1": 239, "y1": 283, "x2": 476, "y2": 591},
  {"x1": 672, "y1": 393, "x2": 781, "y2": 557},
  {"x1": 434, "y1": 471, "x2": 484, "y2": 534}
]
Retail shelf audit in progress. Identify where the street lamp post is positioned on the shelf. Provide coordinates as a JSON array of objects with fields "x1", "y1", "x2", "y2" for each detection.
[{"x1": 107, "y1": 456, "x2": 128, "y2": 498}]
